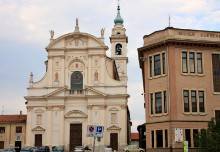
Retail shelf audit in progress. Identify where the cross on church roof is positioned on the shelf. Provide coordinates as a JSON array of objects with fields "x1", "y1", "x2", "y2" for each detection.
[
  {"x1": 74, "y1": 18, "x2": 80, "y2": 32},
  {"x1": 114, "y1": 0, "x2": 124, "y2": 25}
]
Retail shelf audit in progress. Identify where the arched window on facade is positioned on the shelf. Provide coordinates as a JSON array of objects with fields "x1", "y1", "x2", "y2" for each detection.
[
  {"x1": 70, "y1": 71, "x2": 83, "y2": 94},
  {"x1": 115, "y1": 43, "x2": 122, "y2": 55}
]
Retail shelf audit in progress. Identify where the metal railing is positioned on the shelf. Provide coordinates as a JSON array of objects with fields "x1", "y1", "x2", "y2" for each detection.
[{"x1": 69, "y1": 89, "x2": 85, "y2": 95}]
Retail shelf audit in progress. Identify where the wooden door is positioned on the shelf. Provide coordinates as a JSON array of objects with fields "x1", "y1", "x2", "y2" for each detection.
[
  {"x1": 35, "y1": 134, "x2": 42, "y2": 147},
  {"x1": 69, "y1": 124, "x2": 82, "y2": 151},
  {"x1": 0, "y1": 141, "x2": 4, "y2": 149},
  {"x1": 15, "y1": 141, "x2": 21, "y2": 152},
  {"x1": 110, "y1": 133, "x2": 118, "y2": 151}
]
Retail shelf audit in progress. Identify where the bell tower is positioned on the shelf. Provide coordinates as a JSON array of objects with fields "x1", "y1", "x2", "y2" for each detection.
[{"x1": 110, "y1": 1, "x2": 128, "y2": 83}]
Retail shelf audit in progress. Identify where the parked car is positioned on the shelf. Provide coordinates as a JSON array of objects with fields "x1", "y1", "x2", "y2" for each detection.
[
  {"x1": 72, "y1": 145, "x2": 91, "y2": 152},
  {"x1": 35, "y1": 146, "x2": 50, "y2": 152},
  {"x1": 52, "y1": 146, "x2": 64, "y2": 152},
  {"x1": 20, "y1": 147, "x2": 37, "y2": 152},
  {"x1": 73, "y1": 146, "x2": 84, "y2": 152},
  {"x1": 123, "y1": 145, "x2": 145, "y2": 152},
  {"x1": 2, "y1": 148, "x2": 16, "y2": 152}
]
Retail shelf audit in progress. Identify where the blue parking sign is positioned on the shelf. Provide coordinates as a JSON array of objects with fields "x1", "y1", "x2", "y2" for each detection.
[
  {"x1": 96, "y1": 126, "x2": 103, "y2": 133},
  {"x1": 95, "y1": 126, "x2": 104, "y2": 137}
]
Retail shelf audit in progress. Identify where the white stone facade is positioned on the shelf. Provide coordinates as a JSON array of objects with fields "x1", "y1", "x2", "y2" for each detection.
[{"x1": 25, "y1": 18, "x2": 129, "y2": 151}]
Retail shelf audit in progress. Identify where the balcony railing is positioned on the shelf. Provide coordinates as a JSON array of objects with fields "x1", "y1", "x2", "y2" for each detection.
[{"x1": 69, "y1": 89, "x2": 85, "y2": 95}]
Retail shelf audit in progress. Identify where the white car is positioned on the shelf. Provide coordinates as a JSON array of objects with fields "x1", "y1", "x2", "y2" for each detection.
[
  {"x1": 123, "y1": 145, "x2": 145, "y2": 152},
  {"x1": 73, "y1": 146, "x2": 84, "y2": 152}
]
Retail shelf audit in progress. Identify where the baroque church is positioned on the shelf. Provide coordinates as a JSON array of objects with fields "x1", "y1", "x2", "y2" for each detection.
[{"x1": 25, "y1": 4, "x2": 130, "y2": 151}]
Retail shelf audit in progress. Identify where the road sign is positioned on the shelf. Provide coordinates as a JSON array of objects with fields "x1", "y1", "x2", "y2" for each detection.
[
  {"x1": 87, "y1": 125, "x2": 96, "y2": 137},
  {"x1": 87, "y1": 125, "x2": 104, "y2": 137},
  {"x1": 96, "y1": 126, "x2": 103, "y2": 133},
  {"x1": 95, "y1": 126, "x2": 104, "y2": 137}
]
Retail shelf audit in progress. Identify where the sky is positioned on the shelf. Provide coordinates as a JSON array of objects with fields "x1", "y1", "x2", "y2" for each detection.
[{"x1": 1, "y1": 0, "x2": 220, "y2": 132}]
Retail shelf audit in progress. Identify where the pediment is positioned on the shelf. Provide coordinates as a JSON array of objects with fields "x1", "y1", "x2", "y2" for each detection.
[
  {"x1": 86, "y1": 87, "x2": 106, "y2": 97},
  {"x1": 65, "y1": 110, "x2": 87, "y2": 118},
  {"x1": 43, "y1": 86, "x2": 107, "y2": 98},
  {"x1": 44, "y1": 87, "x2": 66, "y2": 97},
  {"x1": 32, "y1": 126, "x2": 45, "y2": 132},
  {"x1": 107, "y1": 125, "x2": 121, "y2": 130},
  {"x1": 47, "y1": 32, "x2": 107, "y2": 49}
]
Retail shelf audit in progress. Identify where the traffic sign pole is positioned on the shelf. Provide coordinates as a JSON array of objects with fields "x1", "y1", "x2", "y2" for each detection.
[{"x1": 92, "y1": 136, "x2": 96, "y2": 152}]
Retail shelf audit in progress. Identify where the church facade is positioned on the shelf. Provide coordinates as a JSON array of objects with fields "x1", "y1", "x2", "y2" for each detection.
[{"x1": 25, "y1": 5, "x2": 129, "y2": 152}]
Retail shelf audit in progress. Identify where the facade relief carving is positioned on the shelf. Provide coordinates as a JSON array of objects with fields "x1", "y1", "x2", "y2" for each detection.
[
  {"x1": 46, "y1": 105, "x2": 65, "y2": 111},
  {"x1": 64, "y1": 36, "x2": 88, "y2": 48},
  {"x1": 67, "y1": 56, "x2": 88, "y2": 70},
  {"x1": 64, "y1": 110, "x2": 87, "y2": 118},
  {"x1": 107, "y1": 125, "x2": 121, "y2": 130},
  {"x1": 68, "y1": 60, "x2": 85, "y2": 71},
  {"x1": 32, "y1": 126, "x2": 45, "y2": 132}
]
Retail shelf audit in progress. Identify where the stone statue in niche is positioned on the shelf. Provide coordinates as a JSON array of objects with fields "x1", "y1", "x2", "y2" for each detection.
[
  {"x1": 75, "y1": 63, "x2": 78, "y2": 68},
  {"x1": 54, "y1": 72, "x2": 59, "y2": 82},
  {"x1": 94, "y1": 71, "x2": 99, "y2": 81}
]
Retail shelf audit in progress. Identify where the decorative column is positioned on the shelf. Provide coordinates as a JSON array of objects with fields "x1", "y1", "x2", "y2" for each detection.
[
  {"x1": 60, "y1": 107, "x2": 64, "y2": 145},
  {"x1": 46, "y1": 108, "x2": 52, "y2": 146}
]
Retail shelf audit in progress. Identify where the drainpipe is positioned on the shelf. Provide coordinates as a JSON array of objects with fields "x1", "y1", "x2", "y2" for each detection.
[{"x1": 9, "y1": 123, "x2": 11, "y2": 147}]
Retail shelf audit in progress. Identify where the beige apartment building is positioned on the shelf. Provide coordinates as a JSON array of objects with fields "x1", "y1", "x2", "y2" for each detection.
[
  {"x1": 0, "y1": 114, "x2": 26, "y2": 149},
  {"x1": 138, "y1": 27, "x2": 220, "y2": 151}
]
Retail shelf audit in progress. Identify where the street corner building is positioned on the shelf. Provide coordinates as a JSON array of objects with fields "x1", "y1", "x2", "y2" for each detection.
[
  {"x1": 0, "y1": 114, "x2": 26, "y2": 149},
  {"x1": 24, "y1": 5, "x2": 130, "y2": 152},
  {"x1": 138, "y1": 27, "x2": 220, "y2": 151}
]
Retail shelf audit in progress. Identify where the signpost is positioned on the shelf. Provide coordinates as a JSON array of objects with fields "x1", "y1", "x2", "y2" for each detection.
[{"x1": 87, "y1": 125, "x2": 104, "y2": 152}]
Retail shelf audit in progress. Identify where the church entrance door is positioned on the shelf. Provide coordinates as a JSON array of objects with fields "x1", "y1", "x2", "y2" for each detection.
[
  {"x1": 69, "y1": 124, "x2": 82, "y2": 151},
  {"x1": 34, "y1": 134, "x2": 42, "y2": 147},
  {"x1": 110, "y1": 133, "x2": 118, "y2": 151}
]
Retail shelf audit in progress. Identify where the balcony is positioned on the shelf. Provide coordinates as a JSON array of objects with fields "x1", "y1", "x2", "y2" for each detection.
[{"x1": 69, "y1": 89, "x2": 85, "y2": 95}]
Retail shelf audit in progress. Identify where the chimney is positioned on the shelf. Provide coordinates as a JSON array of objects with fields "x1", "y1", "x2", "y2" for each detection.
[{"x1": 20, "y1": 110, "x2": 22, "y2": 115}]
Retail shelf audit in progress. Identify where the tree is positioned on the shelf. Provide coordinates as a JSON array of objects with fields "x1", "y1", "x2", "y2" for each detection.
[{"x1": 198, "y1": 118, "x2": 220, "y2": 152}]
